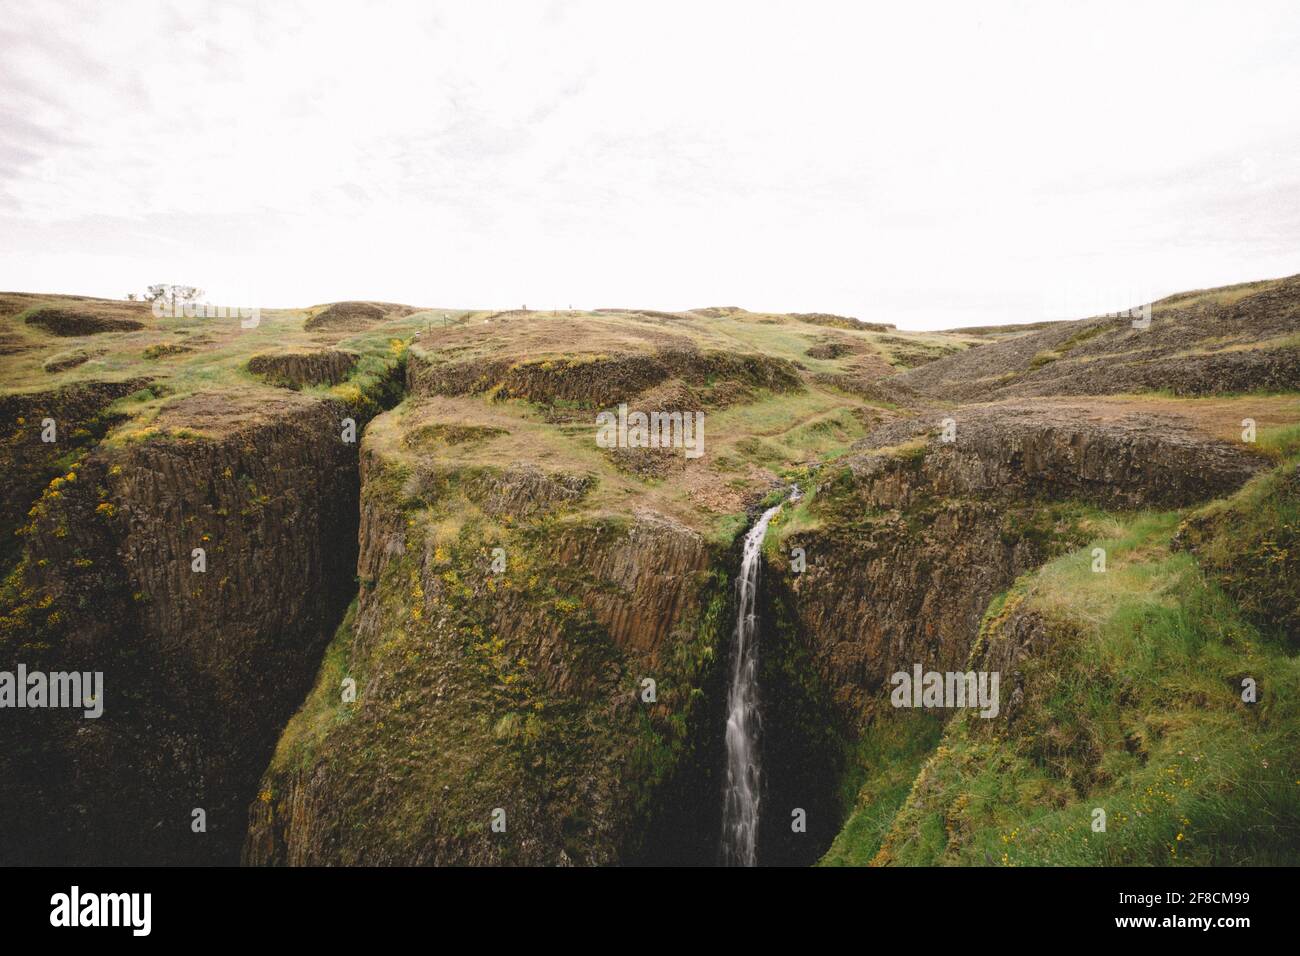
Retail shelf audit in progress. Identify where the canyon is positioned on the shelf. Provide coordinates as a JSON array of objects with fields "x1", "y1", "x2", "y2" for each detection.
[{"x1": 1, "y1": 279, "x2": 1297, "y2": 866}]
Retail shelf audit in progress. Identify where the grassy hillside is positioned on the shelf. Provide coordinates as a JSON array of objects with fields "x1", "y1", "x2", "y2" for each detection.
[
  {"x1": 892, "y1": 273, "x2": 1300, "y2": 402},
  {"x1": 0, "y1": 292, "x2": 980, "y2": 535},
  {"x1": 828, "y1": 439, "x2": 1300, "y2": 866}
]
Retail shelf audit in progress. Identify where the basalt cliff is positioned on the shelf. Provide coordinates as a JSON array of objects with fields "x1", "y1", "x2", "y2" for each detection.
[{"x1": 1, "y1": 279, "x2": 1297, "y2": 866}]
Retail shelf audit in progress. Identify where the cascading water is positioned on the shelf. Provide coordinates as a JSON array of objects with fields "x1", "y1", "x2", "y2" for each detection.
[{"x1": 720, "y1": 486, "x2": 799, "y2": 867}]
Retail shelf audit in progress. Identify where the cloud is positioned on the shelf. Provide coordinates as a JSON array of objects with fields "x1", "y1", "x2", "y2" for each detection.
[{"x1": 1, "y1": 0, "x2": 1297, "y2": 328}]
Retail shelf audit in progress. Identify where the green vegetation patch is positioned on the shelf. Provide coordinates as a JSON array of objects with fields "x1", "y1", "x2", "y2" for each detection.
[
  {"x1": 819, "y1": 713, "x2": 945, "y2": 866},
  {"x1": 870, "y1": 501, "x2": 1300, "y2": 866},
  {"x1": 1176, "y1": 441, "x2": 1300, "y2": 644},
  {"x1": 404, "y1": 423, "x2": 510, "y2": 450}
]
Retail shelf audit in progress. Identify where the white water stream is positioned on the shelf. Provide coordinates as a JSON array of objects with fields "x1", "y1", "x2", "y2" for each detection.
[{"x1": 720, "y1": 487, "x2": 798, "y2": 866}]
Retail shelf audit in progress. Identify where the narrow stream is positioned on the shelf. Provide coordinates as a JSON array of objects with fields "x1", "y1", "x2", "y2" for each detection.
[{"x1": 720, "y1": 487, "x2": 798, "y2": 866}]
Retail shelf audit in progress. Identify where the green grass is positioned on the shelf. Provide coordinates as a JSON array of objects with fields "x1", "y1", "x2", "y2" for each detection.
[
  {"x1": 819, "y1": 713, "x2": 944, "y2": 865},
  {"x1": 2, "y1": 296, "x2": 435, "y2": 442},
  {"x1": 268, "y1": 599, "x2": 361, "y2": 771},
  {"x1": 1177, "y1": 447, "x2": 1300, "y2": 643},
  {"x1": 860, "y1": 493, "x2": 1300, "y2": 866},
  {"x1": 1025, "y1": 321, "x2": 1112, "y2": 371},
  {"x1": 1257, "y1": 421, "x2": 1300, "y2": 460}
]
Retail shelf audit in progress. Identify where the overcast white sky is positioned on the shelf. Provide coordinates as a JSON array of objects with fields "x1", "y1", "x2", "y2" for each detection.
[{"x1": 1, "y1": 0, "x2": 1297, "y2": 329}]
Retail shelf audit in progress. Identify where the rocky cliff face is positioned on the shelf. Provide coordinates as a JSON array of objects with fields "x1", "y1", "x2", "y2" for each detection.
[
  {"x1": 770, "y1": 402, "x2": 1264, "y2": 730},
  {"x1": 406, "y1": 345, "x2": 802, "y2": 409},
  {"x1": 244, "y1": 407, "x2": 727, "y2": 864},
  {"x1": 247, "y1": 350, "x2": 359, "y2": 388},
  {"x1": 0, "y1": 390, "x2": 375, "y2": 864},
  {"x1": 859, "y1": 458, "x2": 1300, "y2": 866},
  {"x1": 755, "y1": 400, "x2": 1273, "y2": 864},
  {"x1": 1174, "y1": 456, "x2": 1300, "y2": 646}
]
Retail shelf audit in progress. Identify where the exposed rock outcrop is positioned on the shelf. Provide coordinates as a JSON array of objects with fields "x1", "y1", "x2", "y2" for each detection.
[
  {"x1": 305, "y1": 301, "x2": 411, "y2": 332},
  {"x1": 0, "y1": 392, "x2": 372, "y2": 864},
  {"x1": 43, "y1": 348, "x2": 105, "y2": 372},
  {"x1": 895, "y1": 274, "x2": 1300, "y2": 401},
  {"x1": 791, "y1": 313, "x2": 896, "y2": 332},
  {"x1": 407, "y1": 346, "x2": 802, "y2": 409},
  {"x1": 248, "y1": 350, "x2": 359, "y2": 388},
  {"x1": 854, "y1": 402, "x2": 1265, "y2": 508},
  {"x1": 244, "y1": 417, "x2": 724, "y2": 866},
  {"x1": 771, "y1": 402, "x2": 1265, "y2": 728},
  {"x1": 25, "y1": 309, "x2": 146, "y2": 336}
]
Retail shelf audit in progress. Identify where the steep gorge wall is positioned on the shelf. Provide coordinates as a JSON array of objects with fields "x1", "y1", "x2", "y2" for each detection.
[
  {"x1": 0, "y1": 392, "x2": 382, "y2": 864},
  {"x1": 735, "y1": 407, "x2": 1270, "y2": 865},
  {"x1": 763, "y1": 407, "x2": 1266, "y2": 788},
  {"x1": 245, "y1": 415, "x2": 732, "y2": 865}
]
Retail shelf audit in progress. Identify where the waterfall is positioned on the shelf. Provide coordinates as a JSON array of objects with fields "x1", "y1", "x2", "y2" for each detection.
[{"x1": 720, "y1": 487, "x2": 797, "y2": 866}]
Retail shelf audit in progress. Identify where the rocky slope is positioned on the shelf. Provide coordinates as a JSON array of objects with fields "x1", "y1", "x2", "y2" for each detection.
[
  {"x1": 805, "y1": 278, "x2": 1300, "y2": 867},
  {"x1": 891, "y1": 275, "x2": 1300, "y2": 402}
]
